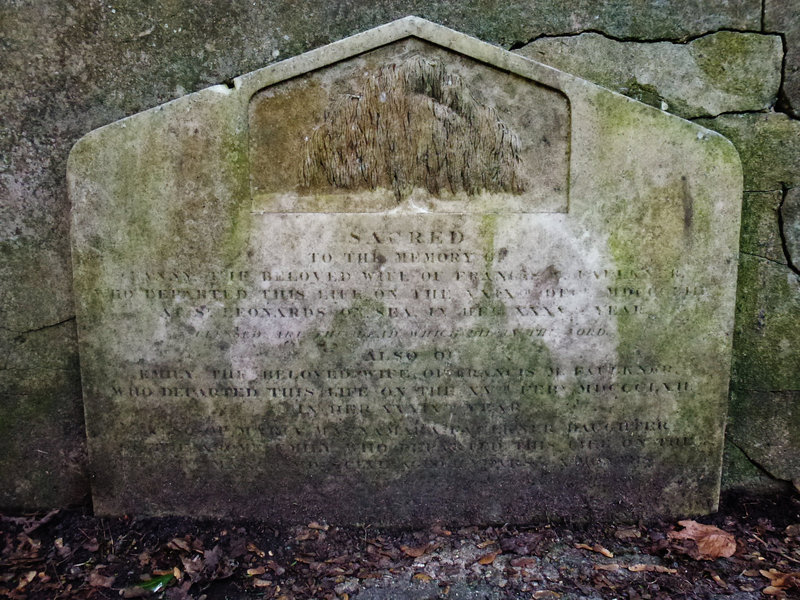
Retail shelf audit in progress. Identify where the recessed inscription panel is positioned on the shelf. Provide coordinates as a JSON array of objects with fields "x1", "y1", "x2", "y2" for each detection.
[
  {"x1": 70, "y1": 19, "x2": 742, "y2": 524},
  {"x1": 249, "y1": 39, "x2": 570, "y2": 213}
]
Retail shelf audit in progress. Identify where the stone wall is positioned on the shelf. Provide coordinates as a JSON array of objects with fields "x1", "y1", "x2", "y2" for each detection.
[{"x1": 1, "y1": 0, "x2": 797, "y2": 509}]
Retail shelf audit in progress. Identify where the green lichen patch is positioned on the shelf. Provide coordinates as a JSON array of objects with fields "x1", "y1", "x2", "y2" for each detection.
[
  {"x1": 517, "y1": 31, "x2": 781, "y2": 118},
  {"x1": 694, "y1": 113, "x2": 800, "y2": 192}
]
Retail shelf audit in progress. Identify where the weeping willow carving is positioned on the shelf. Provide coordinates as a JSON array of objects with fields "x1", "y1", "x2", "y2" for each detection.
[{"x1": 302, "y1": 57, "x2": 526, "y2": 200}]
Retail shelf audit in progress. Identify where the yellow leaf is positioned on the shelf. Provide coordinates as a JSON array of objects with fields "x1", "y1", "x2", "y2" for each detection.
[{"x1": 477, "y1": 551, "x2": 499, "y2": 565}]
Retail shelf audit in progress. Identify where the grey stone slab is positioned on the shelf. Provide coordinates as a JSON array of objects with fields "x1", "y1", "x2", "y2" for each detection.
[
  {"x1": 739, "y1": 191, "x2": 786, "y2": 265},
  {"x1": 765, "y1": 0, "x2": 800, "y2": 117},
  {"x1": 69, "y1": 17, "x2": 742, "y2": 524},
  {"x1": 694, "y1": 113, "x2": 800, "y2": 192},
  {"x1": 516, "y1": 32, "x2": 782, "y2": 119},
  {"x1": 782, "y1": 188, "x2": 800, "y2": 269}
]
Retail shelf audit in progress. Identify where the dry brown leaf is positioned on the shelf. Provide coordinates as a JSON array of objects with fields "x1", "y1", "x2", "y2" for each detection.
[
  {"x1": 412, "y1": 573, "x2": 433, "y2": 582},
  {"x1": 743, "y1": 569, "x2": 761, "y2": 577},
  {"x1": 307, "y1": 521, "x2": 329, "y2": 531},
  {"x1": 785, "y1": 524, "x2": 800, "y2": 537},
  {"x1": 574, "y1": 543, "x2": 614, "y2": 558},
  {"x1": 760, "y1": 569, "x2": 800, "y2": 590},
  {"x1": 628, "y1": 564, "x2": 677, "y2": 574},
  {"x1": 510, "y1": 557, "x2": 537, "y2": 568},
  {"x1": 252, "y1": 578, "x2": 272, "y2": 588},
  {"x1": 668, "y1": 520, "x2": 736, "y2": 560},
  {"x1": 710, "y1": 571, "x2": 728, "y2": 589},
  {"x1": 401, "y1": 544, "x2": 431, "y2": 558},
  {"x1": 16, "y1": 571, "x2": 36, "y2": 590},
  {"x1": 614, "y1": 527, "x2": 641, "y2": 540},
  {"x1": 477, "y1": 551, "x2": 500, "y2": 565},
  {"x1": 763, "y1": 585, "x2": 786, "y2": 596},
  {"x1": 476, "y1": 540, "x2": 496, "y2": 549},
  {"x1": 88, "y1": 570, "x2": 116, "y2": 588},
  {"x1": 247, "y1": 566, "x2": 266, "y2": 576},
  {"x1": 594, "y1": 563, "x2": 621, "y2": 571},
  {"x1": 167, "y1": 537, "x2": 191, "y2": 552}
]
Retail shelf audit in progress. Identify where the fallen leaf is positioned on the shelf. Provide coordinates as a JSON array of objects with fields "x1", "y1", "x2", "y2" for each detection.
[
  {"x1": 628, "y1": 564, "x2": 677, "y2": 574},
  {"x1": 764, "y1": 586, "x2": 786, "y2": 596},
  {"x1": 510, "y1": 557, "x2": 537, "y2": 568},
  {"x1": 168, "y1": 537, "x2": 191, "y2": 552},
  {"x1": 253, "y1": 578, "x2": 272, "y2": 588},
  {"x1": 247, "y1": 566, "x2": 266, "y2": 576},
  {"x1": 668, "y1": 520, "x2": 736, "y2": 560},
  {"x1": 476, "y1": 539, "x2": 496, "y2": 549},
  {"x1": 574, "y1": 543, "x2": 613, "y2": 558},
  {"x1": 137, "y1": 573, "x2": 175, "y2": 592},
  {"x1": 477, "y1": 551, "x2": 500, "y2": 565},
  {"x1": 88, "y1": 570, "x2": 116, "y2": 588},
  {"x1": 710, "y1": 571, "x2": 728, "y2": 589},
  {"x1": 743, "y1": 569, "x2": 761, "y2": 577},
  {"x1": 16, "y1": 571, "x2": 36, "y2": 590},
  {"x1": 594, "y1": 563, "x2": 620, "y2": 571},
  {"x1": 760, "y1": 569, "x2": 800, "y2": 591},
  {"x1": 412, "y1": 573, "x2": 433, "y2": 582},
  {"x1": 308, "y1": 521, "x2": 329, "y2": 531},
  {"x1": 247, "y1": 542, "x2": 266, "y2": 557},
  {"x1": 401, "y1": 544, "x2": 431, "y2": 558},
  {"x1": 533, "y1": 591, "x2": 560, "y2": 599},
  {"x1": 615, "y1": 527, "x2": 641, "y2": 540}
]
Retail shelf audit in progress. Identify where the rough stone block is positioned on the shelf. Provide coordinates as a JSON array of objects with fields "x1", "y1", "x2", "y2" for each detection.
[
  {"x1": 739, "y1": 192, "x2": 787, "y2": 265},
  {"x1": 765, "y1": 0, "x2": 800, "y2": 117},
  {"x1": 517, "y1": 32, "x2": 782, "y2": 119},
  {"x1": 694, "y1": 113, "x2": 800, "y2": 192}
]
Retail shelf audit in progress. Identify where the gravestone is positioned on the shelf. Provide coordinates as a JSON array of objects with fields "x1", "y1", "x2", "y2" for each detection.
[{"x1": 69, "y1": 17, "x2": 742, "y2": 524}]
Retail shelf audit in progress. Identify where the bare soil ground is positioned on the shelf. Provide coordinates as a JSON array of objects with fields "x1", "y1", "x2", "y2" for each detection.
[{"x1": 2, "y1": 490, "x2": 800, "y2": 600}]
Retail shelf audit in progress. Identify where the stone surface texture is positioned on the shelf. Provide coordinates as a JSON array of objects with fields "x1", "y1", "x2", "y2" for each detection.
[
  {"x1": 696, "y1": 111, "x2": 800, "y2": 491},
  {"x1": 517, "y1": 32, "x2": 782, "y2": 118},
  {"x1": 69, "y1": 18, "x2": 741, "y2": 524},
  {"x1": 694, "y1": 114, "x2": 800, "y2": 192},
  {"x1": 0, "y1": 0, "x2": 797, "y2": 511},
  {"x1": 765, "y1": 0, "x2": 800, "y2": 117}
]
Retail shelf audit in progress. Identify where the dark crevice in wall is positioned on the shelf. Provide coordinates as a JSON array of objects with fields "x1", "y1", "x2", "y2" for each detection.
[
  {"x1": 0, "y1": 316, "x2": 76, "y2": 338},
  {"x1": 778, "y1": 186, "x2": 800, "y2": 276},
  {"x1": 507, "y1": 27, "x2": 769, "y2": 51},
  {"x1": 739, "y1": 251, "x2": 788, "y2": 268},
  {"x1": 690, "y1": 110, "x2": 774, "y2": 121},
  {"x1": 728, "y1": 438, "x2": 787, "y2": 483},
  {"x1": 766, "y1": 33, "x2": 798, "y2": 117},
  {"x1": 734, "y1": 387, "x2": 800, "y2": 393},
  {"x1": 761, "y1": 0, "x2": 766, "y2": 33}
]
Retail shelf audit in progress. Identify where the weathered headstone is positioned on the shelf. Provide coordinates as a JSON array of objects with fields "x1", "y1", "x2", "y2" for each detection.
[{"x1": 69, "y1": 17, "x2": 742, "y2": 524}]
